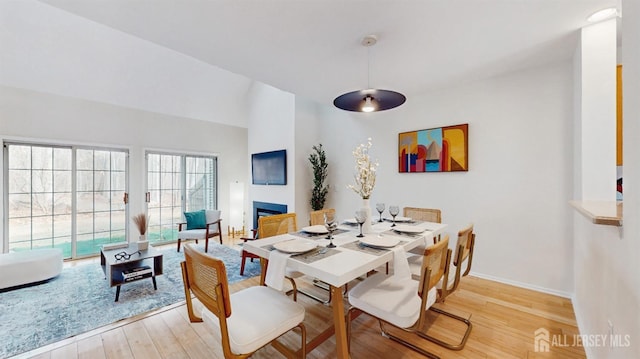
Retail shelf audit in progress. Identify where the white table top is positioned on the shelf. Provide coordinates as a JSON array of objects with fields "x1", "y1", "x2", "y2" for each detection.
[{"x1": 243, "y1": 220, "x2": 448, "y2": 287}]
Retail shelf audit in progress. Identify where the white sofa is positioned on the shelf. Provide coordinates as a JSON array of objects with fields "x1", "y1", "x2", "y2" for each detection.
[{"x1": 0, "y1": 248, "x2": 63, "y2": 290}]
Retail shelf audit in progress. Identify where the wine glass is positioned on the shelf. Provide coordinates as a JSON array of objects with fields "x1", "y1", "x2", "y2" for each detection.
[
  {"x1": 354, "y1": 210, "x2": 367, "y2": 238},
  {"x1": 376, "y1": 203, "x2": 385, "y2": 222},
  {"x1": 389, "y1": 205, "x2": 400, "y2": 227},
  {"x1": 324, "y1": 212, "x2": 338, "y2": 248}
]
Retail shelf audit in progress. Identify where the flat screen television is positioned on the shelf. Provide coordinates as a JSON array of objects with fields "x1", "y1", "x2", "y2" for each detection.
[{"x1": 251, "y1": 149, "x2": 287, "y2": 185}]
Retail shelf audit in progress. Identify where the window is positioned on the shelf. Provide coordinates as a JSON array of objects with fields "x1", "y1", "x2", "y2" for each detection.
[
  {"x1": 4, "y1": 143, "x2": 128, "y2": 258},
  {"x1": 146, "y1": 152, "x2": 217, "y2": 244}
]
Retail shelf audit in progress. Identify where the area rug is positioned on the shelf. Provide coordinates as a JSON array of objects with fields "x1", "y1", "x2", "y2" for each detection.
[{"x1": 0, "y1": 243, "x2": 261, "y2": 359}]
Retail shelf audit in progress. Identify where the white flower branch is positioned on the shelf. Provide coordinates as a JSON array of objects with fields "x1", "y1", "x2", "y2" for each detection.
[{"x1": 347, "y1": 138, "x2": 379, "y2": 199}]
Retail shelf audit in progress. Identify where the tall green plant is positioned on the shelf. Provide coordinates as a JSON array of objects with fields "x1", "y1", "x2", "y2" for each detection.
[{"x1": 309, "y1": 144, "x2": 329, "y2": 210}]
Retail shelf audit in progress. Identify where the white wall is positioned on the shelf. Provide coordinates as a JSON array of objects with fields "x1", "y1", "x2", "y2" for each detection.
[
  {"x1": 578, "y1": 19, "x2": 617, "y2": 201},
  {"x1": 246, "y1": 82, "x2": 296, "y2": 228},
  {"x1": 318, "y1": 61, "x2": 575, "y2": 295},
  {"x1": 0, "y1": 85, "x2": 248, "y2": 252},
  {"x1": 0, "y1": 0, "x2": 251, "y2": 128},
  {"x1": 294, "y1": 97, "x2": 322, "y2": 225},
  {"x1": 571, "y1": 2, "x2": 640, "y2": 357}
]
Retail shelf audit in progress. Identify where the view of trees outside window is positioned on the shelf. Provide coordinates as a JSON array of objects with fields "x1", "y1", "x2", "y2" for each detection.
[
  {"x1": 146, "y1": 153, "x2": 217, "y2": 244},
  {"x1": 75, "y1": 149, "x2": 127, "y2": 256},
  {"x1": 5, "y1": 144, "x2": 128, "y2": 258}
]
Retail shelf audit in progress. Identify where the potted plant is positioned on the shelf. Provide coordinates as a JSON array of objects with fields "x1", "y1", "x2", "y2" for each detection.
[
  {"x1": 309, "y1": 144, "x2": 329, "y2": 211},
  {"x1": 132, "y1": 213, "x2": 149, "y2": 250}
]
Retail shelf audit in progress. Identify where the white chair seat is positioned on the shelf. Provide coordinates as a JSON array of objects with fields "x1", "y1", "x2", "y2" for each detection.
[
  {"x1": 348, "y1": 272, "x2": 437, "y2": 329},
  {"x1": 177, "y1": 229, "x2": 209, "y2": 240},
  {"x1": 197, "y1": 286, "x2": 305, "y2": 355}
]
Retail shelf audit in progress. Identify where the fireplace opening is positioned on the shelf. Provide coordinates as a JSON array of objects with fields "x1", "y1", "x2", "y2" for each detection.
[{"x1": 253, "y1": 201, "x2": 288, "y2": 230}]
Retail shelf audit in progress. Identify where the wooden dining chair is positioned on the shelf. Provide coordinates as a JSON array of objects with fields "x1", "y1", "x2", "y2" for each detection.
[
  {"x1": 309, "y1": 208, "x2": 335, "y2": 225},
  {"x1": 346, "y1": 237, "x2": 452, "y2": 358},
  {"x1": 407, "y1": 224, "x2": 475, "y2": 351},
  {"x1": 181, "y1": 244, "x2": 306, "y2": 358},
  {"x1": 404, "y1": 207, "x2": 442, "y2": 245},
  {"x1": 403, "y1": 207, "x2": 442, "y2": 223},
  {"x1": 438, "y1": 223, "x2": 475, "y2": 303},
  {"x1": 242, "y1": 213, "x2": 301, "y2": 301}
]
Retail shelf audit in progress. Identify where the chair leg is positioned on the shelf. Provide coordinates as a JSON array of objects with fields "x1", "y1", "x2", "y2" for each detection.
[
  {"x1": 379, "y1": 321, "x2": 440, "y2": 359},
  {"x1": 416, "y1": 306, "x2": 472, "y2": 350},
  {"x1": 218, "y1": 232, "x2": 223, "y2": 245},
  {"x1": 177, "y1": 239, "x2": 182, "y2": 252},
  {"x1": 204, "y1": 238, "x2": 209, "y2": 253},
  {"x1": 348, "y1": 307, "x2": 440, "y2": 359},
  {"x1": 240, "y1": 255, "x2": 246, "y2": 276},
  {"x1": 285, "y1": 276, "x2": 297, "y2": 301}
]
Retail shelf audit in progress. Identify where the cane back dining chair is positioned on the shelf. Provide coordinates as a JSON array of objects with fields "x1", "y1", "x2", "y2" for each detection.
[
  {"x1": 181, "y1": 244, "x2": 306, "y2": 358},
  {"x1": 177, "y1": 209, "x2": 223, "y2": 253},
  {"x1": 241, "y1": 213, "x2": 301, "y2": 301},
  {"x1": 404, "y1": 207, "x2": 442, "y2": 245},
  {"x1": 438, "y1": 223, "x2": 475, "y2": 303},
  {"x1": 309, "y1": 208, "x2": 335, "y2": 226},
  {"x1": 346, "y1": 236, "x2": 451, "y2": 358},
  {"x1": 406, "y1": 224, "x2": 475, "y2": 351},
  {"x1": 296, "y1": 208, "x2": 338, "y2": 304}
]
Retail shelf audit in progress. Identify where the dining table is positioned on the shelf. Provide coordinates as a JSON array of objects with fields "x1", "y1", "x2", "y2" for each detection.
[{"x1": 242, "y1": 217, "x2": 448, "y2": 358}]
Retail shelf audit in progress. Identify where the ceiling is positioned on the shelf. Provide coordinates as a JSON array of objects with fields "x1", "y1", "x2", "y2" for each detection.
[{"x1": 40, "y1": 0, "x2": 617, "y2": 108}]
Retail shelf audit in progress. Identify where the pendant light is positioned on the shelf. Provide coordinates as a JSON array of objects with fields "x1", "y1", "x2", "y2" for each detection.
[{"x1": 334, "y1": 35, "x2": 406, "y2": 112}]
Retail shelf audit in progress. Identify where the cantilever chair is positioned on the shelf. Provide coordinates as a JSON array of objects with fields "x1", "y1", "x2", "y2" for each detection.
[
  {"x1": 403, "y1": 207, "x2": 442, "y2": 223},
  {"x1": 181, "y1": 244, "x2": 306, "y2": 359},
  {"x1": 241, "y1": 213, "x2": 301, "y2": 301},
  {"x1": 309, "y1": 208, "x2": 335, "y2": 226},
  {"x1": 296, "y1": 208, "x2": 338, "y2": 304},
  {"x1": 437, "y1": 223, "x2": 475, "y2": 303},
  {"x1": 404, "y1": 207, "x2": 442, "y2": 246},
  {"x1": 177, "y1": 209, "x2": 223, "y2": 253},
  {"x1": 347, "y1": 236, "x2": 451, "y2": 358},
  {"x1": 405, "y1": 225, "x2": 475, "y2": 351}
]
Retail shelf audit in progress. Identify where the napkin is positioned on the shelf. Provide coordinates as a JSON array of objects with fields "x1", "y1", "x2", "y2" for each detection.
[
  {"x1": 390, "y1": 246, "x2": 411, "y2": 280},
  {"x1": 265, "y1": 249, "x2": 291, "y2": 291}
]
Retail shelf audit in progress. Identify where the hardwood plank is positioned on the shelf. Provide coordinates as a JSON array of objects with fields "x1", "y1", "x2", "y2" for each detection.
[
  {"x1": 77, "y1": 335, "x2": 106, "y2": 359},
  {"x1": 143, "y1": 312, "x2": 191, "y2": 359},
  {"x1": 101, "y1": 328, "x2": 134, "y2": 359},
  {"x1": 122, "y1": 320, "x2": 161, "y2": 358},
  {"x1": 49, "y1": 344, "x2": 77, "y2": 359}
]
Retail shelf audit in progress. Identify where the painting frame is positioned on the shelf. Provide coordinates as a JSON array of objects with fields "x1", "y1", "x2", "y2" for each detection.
[{"x1": 398, "y1": 123, "x2": 468, "y2": 173}]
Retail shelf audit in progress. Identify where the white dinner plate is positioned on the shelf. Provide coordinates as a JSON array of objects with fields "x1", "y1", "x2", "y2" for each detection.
[
  {"x1": 343, "y1": 218, "x2": 358, "y2": 225},
  {"x1": 385, "y1": 216, "x2": 412, "y2": 222},
  {"x1": 273, "y1": 240, "x2": 318, "y2": 254},
  {"x1": 360, "y1": 236, "x2": 400, "y2": 248},
  {"x1": 393, "y1": 225, "x2": 425, "y2": 234},
  {"x1": 301, "y1": 225, "x2": 328, "y2": 234}
]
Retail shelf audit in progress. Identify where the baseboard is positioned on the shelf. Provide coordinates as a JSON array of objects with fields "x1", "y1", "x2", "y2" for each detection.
[{"x1": 469, "y1": 271, "x2": 573, "y2": 299}]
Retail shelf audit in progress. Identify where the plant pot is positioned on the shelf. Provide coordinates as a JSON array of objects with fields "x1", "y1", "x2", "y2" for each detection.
[
  {"x1": 137, "y1": 235, "x2": 149, "y2": 250},
  {"x1": 361, "y1": 199, "x2": 373, "y2": 234}
]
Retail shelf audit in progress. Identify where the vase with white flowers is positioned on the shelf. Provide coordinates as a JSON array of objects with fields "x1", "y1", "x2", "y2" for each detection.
[
  {"x1": 347, "y1": 138, "x2": 378, "y2": 234},
  {"x1": 132, "y1": 213, "x2": 149, "y2": 250}
]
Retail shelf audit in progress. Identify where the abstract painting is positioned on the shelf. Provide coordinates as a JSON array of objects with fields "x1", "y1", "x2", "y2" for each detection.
[{"x1": 398, "y1": 124, "x2": 468, "y2": 173}]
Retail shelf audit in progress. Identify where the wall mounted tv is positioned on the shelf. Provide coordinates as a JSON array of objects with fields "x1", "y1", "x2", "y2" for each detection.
[{"x1": 251, "y1": 149, "x2": 287, "y2": 185}]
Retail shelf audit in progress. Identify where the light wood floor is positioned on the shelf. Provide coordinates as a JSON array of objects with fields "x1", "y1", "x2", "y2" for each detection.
[{"x1": 15, "y1": 236, "x2": 585, "y2": 359}]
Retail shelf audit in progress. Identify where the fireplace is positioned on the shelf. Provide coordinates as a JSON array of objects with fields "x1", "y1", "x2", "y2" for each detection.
[{"x1": 253, "y1": 201, "x2": 288, "y2": 230}]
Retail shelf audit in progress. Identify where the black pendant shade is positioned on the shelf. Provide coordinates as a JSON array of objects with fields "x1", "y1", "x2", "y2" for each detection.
[{"x1": 333, "y1": 89, "x2": 406, "y2": 112}]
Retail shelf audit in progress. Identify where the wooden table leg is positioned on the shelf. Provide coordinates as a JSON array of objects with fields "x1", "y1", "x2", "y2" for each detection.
[
  {"x1": 331, "y1": 285, "x2": 350, "y2": 359},
  {"x1": 259, "y1": 258, "x2": 268, "y2": 286}
]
